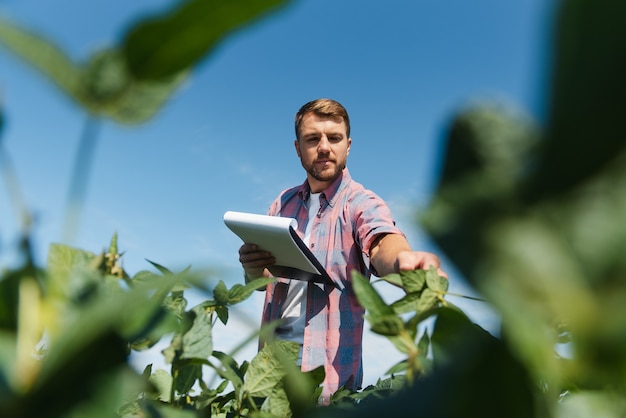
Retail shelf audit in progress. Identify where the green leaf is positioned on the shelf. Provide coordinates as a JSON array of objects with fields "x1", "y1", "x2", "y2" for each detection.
[
  {"x1": 174, "y1": 363, "x2": 202, "y2": 395},
  {"x1": 46, "y1": 243, "x2": 102, "y2": 303},
  {"x1": 146, "y1": 259, "x2": 174, "y2": 275},
  {"x1": 391, "y1": 293, "x2": 421, "y2": 315},
  {"x1": 181, "y1": 305, "x2": 213, "y2": 360},
  {"x1": 149, "y1": 369, "x2": 173, "y2": 402},
  {"x1": 211, "y1": 351, "x2": 244, "y2": 392},
  {"x1": 400, "y1": 269, "x2": 427, "y2": 293},
  {"x1": 369, "y1": 315, "x2": 404, "y2": 337},
  {"x1": 122, "y1": 0, "x2": 292, "y2": 80},
  {"x1": 0, "y1": 269, "x2": 21, "y2": 331},
  {"x1": 213, "y1": 280, "x2": 229, "y2": 305},
  {"x1": 228, "y1": 277, "x2": 275, "y2": 304},
  {"x1": 0, "y1": 21, "x2": 183, "y2": 125},
  {"x1": 526, "y1": 0, "x2": 626, "y2": 200},
  {"x1": 425, "y1": 267, "x2": 449, "y2": 293},
  {"x1": 374, "y1": 374, "x2": 408, "y2": 391},
  {"x1": 242, "y1": 340, "x2": 299, "y2": 399},
  {"x1": 79, "y1": 49, "x2": 186, "y2": 124},
  {"x1": 351, "y1": 271, "x2": 394, "y2": 321},
  {"x1": 0, "y1": 18, "x2": 82, "y2": 97},
  {"x1": 378, "y1": 273, "x2": 403, "y2": 288},
  {"x1": 260, "y1": 382, "x2": 290, "y2": 417},
  {"x1": 215, "y1": 305, "x2": 229, "y2": 325},
  {"x1": 417, "y1": 288, "x2": 439, "y2": 313},
  {"x1": 385, "y1": 360, "x2": 409, "y2": 376},
  {"x1": 387, "y1": 332, "x2": 417, "y2": 355}
]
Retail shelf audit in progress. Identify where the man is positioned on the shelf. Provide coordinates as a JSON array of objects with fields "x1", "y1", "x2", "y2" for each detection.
[{"x1": 238, "y1": 98, "x2": 446, "y2": 404}]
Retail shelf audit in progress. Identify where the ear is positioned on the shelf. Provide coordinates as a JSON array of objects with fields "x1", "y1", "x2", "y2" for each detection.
[
  {"x1": 294, "y1": 139, "x2": 301, "y2": 158},
  {"x1": 347, "y1": 137, "x2": 352, "y2": 155}
]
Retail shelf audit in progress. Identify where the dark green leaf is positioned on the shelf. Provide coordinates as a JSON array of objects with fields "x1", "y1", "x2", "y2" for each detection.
[
  {"x1": 213, "y1": 280, "x2": 229, "y2": 305},
  {"x1": 525, "y1": 0, "x2": 626, "y2": 200},
  {"x1": 122, "y1": 0, "x2": 292, "y2": 80},
  {"x1": 146, "y1": 259, "x2": 174, "y2": 275},
  {"x1": 215, "y1": 305, "x2": 229, "y2": 325},
  {"x1": 369, "y1": 315, "x2": 404, "y2": 337},
  {"x1": 211, "y1": 351, "x2": 244, "y2": 391},
  {"x1": 174, "y1": 363, "x2": 202, "y2": 395}
]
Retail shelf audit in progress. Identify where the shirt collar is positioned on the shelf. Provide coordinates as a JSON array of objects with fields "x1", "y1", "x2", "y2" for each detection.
[{"x1": 297, "y1": 168, "x2": 351, "y2": 207}]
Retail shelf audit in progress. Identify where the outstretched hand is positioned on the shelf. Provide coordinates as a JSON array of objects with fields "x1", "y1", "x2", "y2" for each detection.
[
  {"x1": 395, "y1": 250, "x2": 447, "y2": 279},
  {"x1": 370, "y1": 233, "x2": 447, "y2": 279}
]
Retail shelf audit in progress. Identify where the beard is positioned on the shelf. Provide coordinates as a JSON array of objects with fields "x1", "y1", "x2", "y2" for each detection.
[{"x1": 302, "y1": 157, "x2": 346, "y2": 183}]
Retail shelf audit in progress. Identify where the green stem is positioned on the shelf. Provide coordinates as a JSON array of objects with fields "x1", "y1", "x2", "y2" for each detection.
[
  {"x1": 0, "y1": 144, "x2": 31, "y2": 232},
  {"x1": 62, "y1": 115, "x2": 101, "y2": 243},
  {"x1": 446, "y1": 292, "x2": 487, "y2": 302}
]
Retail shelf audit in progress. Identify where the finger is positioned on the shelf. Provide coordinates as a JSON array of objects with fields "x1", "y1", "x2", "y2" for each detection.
[{"x1": 239, "y1": 243, "x2": 258, "y2": 255}]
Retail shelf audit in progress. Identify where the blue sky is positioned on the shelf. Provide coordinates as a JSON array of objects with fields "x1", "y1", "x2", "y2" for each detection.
[{"x1": 0, "y1": 0, "x2": 555, "y2": 385}]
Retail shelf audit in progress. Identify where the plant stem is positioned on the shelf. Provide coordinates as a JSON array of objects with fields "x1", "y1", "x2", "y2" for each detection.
[{"x1": 62, "y1": 115, "x2": 101, "y2": 244}]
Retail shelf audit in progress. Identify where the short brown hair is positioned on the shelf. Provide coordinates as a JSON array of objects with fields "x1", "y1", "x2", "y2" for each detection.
[{"x1": 294, "y1": 98, "x2": 351, "y2": 140}]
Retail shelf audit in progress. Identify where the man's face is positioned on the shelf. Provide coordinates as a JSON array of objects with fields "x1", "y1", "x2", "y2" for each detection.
[{"x1": 295, "y1": 113, "x2": 351, "y2": 193}]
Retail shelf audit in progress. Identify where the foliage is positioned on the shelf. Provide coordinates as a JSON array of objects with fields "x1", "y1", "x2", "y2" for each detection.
[
  {"x1": 1, "y1": 0, "x2": 626, "y2": 417},
  {"x1": 0, "y1": 0, "x2": 290, "y2": 124},
  {"x1": 418, "y1": 0, "x2": 626, "y2": 415}
]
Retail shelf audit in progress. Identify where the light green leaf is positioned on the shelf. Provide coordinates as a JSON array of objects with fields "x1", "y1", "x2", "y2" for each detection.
[
  {"x1": 149, "y1": 369, "x2": 173, "y2": 402},
  {"x1": 46, "y1": 243, "x2": 100, "y2": 301},
  {"x1": 0, "y1": 18, "x2": 81, "y2": 96},
  {"x1": 391, "y1": 293, "x2": 421, "y2": 315},
  {"x1": 260, "y1": 382, "x2": 290, "y2": 417},
  {"x1": 181, "y1": 305, "x2": 213, "y2": 360},
  {"x1": 388, "y1": 332, "x2": 417, "y2": 355},
  {"x1": 378, "y1": 273, "x2": 403, "y2": 288},
  {"x1": 0, "y1": 21, "x2": 183, "y2": 125},
  {"x1": 400, "y1": 269, "x2": 427, "y2": 293},
  {"x1": 352, "y1": 271, "x2": 394, "y2": 320},
  {"x1": 417, "y1": 288, "x2": 439, "y2": 313},
  {"x1": 242, "y1": 340, "x2": 299, "y2": 399},
  {"x1": 228, "y1": 277, "x2": 275, "y2": 304},
  {"x1": 425, "y1": 267, "x2": 449, "y2": 293}
]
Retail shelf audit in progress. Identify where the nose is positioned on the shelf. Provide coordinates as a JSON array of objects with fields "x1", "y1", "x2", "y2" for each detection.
[{"x1": 318, "y1": 136, "x2": 331, "y2": 153}]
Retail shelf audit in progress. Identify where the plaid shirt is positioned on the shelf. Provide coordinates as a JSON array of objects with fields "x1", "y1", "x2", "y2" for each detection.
[{"x1": 261, "y1": 168, "x2": 403, "y2": 403}]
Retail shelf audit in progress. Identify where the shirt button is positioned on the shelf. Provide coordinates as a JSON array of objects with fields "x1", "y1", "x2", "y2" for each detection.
[
  {"x1": 306, "y1": 347, "x2": 311, "y2": 351},
  {"x1": 310, "y1": 243, "x2": 315, "y2": 248}
]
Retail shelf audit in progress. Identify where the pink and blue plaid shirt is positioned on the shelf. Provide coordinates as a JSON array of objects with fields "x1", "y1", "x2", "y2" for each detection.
[{"x1": 261, "y1": 168, "x2": 403, "y2": 403}]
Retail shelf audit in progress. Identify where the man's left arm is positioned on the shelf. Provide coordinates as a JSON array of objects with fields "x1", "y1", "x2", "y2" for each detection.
[{"x1": 369, "y1": 233, "x2": 447, "y2": 278}]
